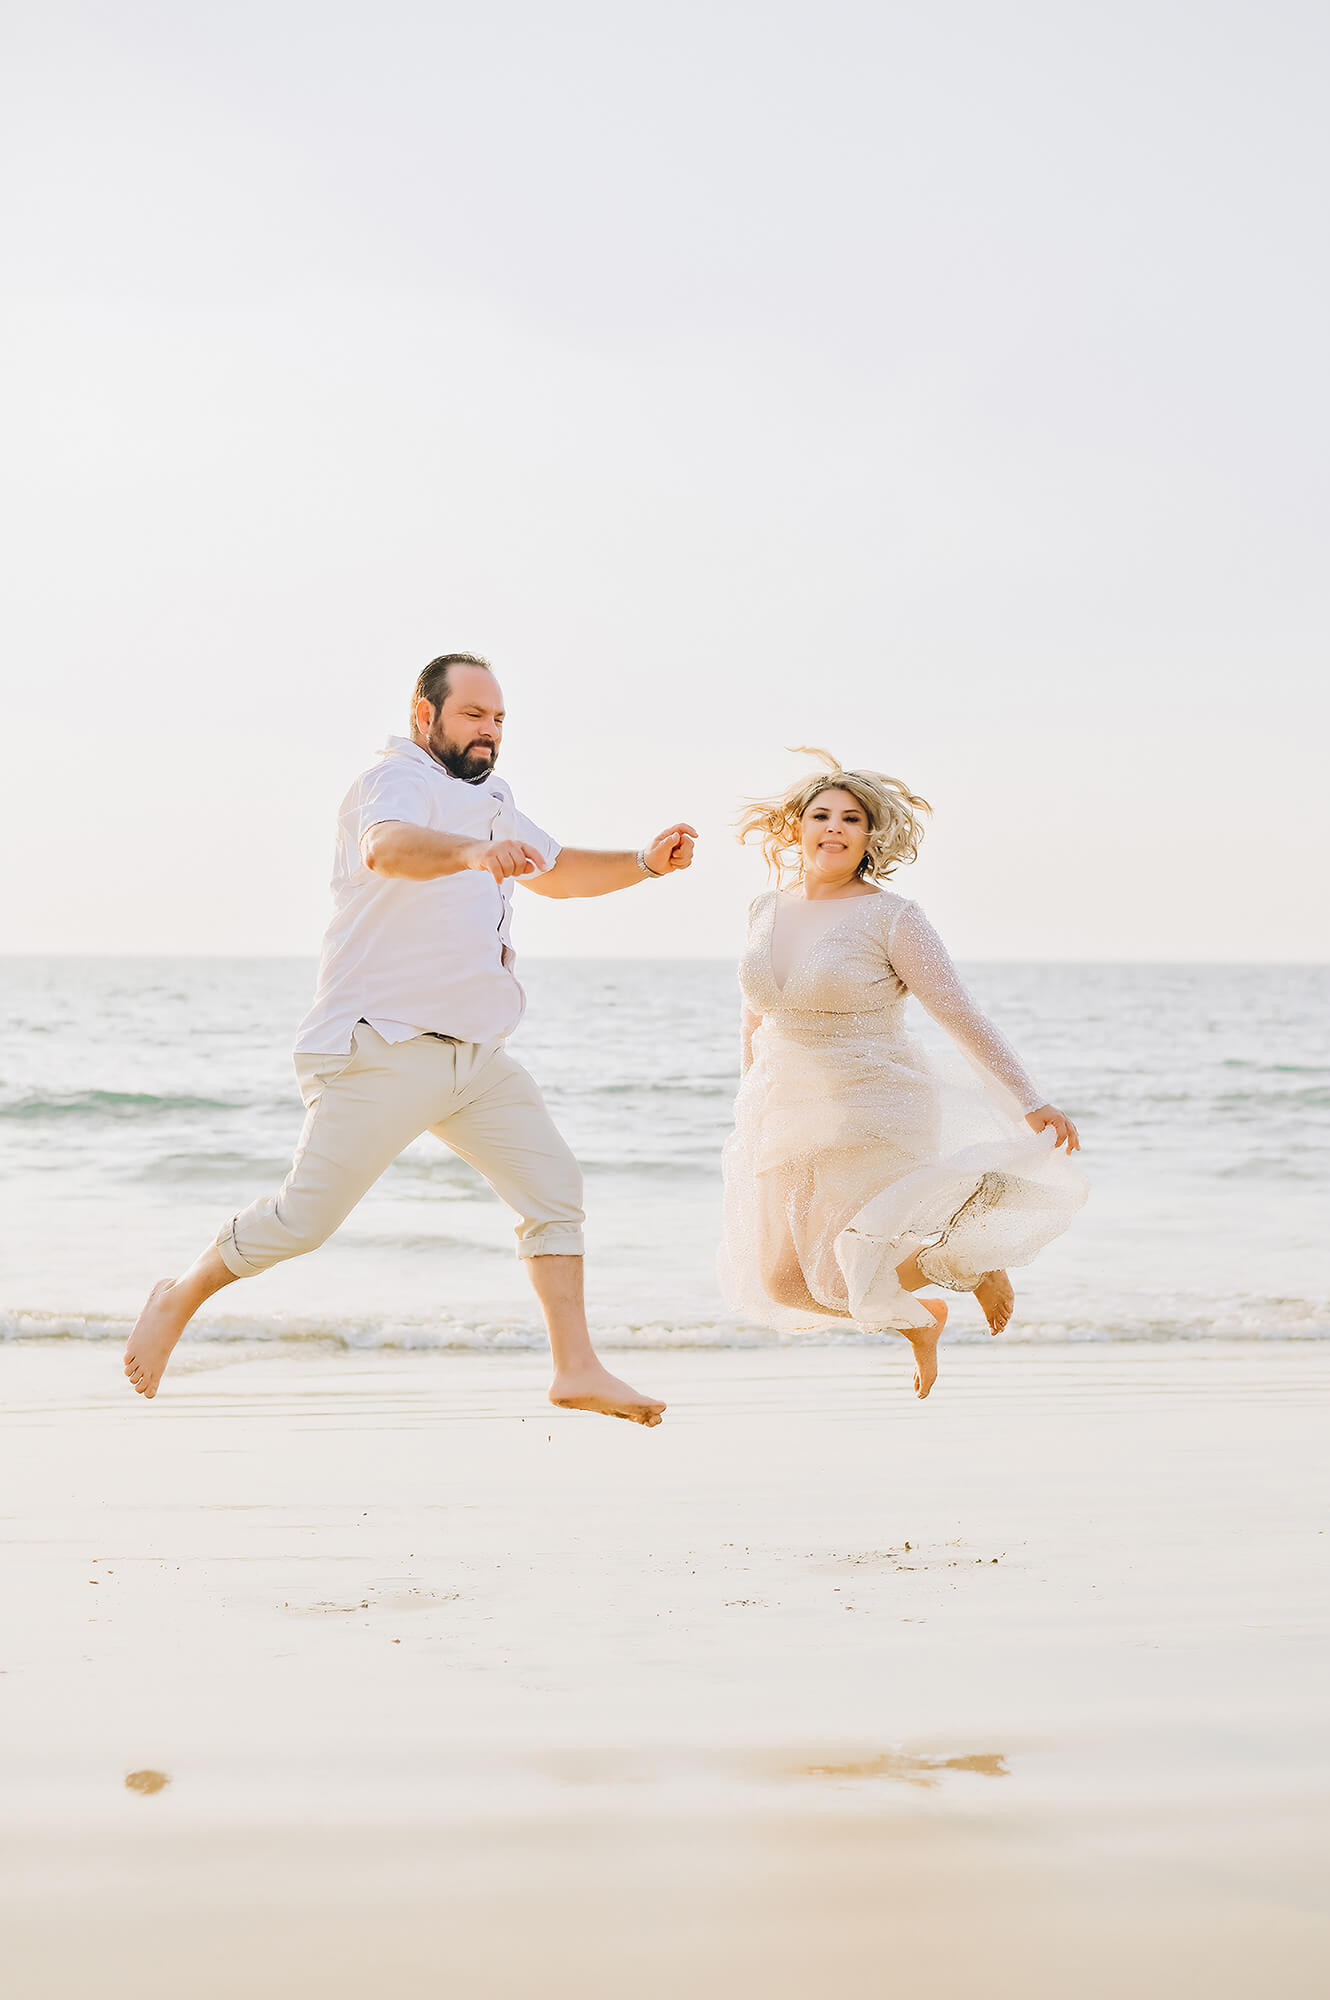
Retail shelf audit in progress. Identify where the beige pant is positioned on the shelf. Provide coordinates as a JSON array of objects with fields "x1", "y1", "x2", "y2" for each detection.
[{"x1": 216, "y1": 1022, "x2": 584, "y2": 1278}]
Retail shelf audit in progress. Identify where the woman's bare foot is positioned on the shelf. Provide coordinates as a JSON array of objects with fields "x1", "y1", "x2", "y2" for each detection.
[
  {"x1": 123, "y1": 1280, "x2": 191, "y2": 1398},
  {"x1": 906, "y1": 1298, "x2": 948, "y2": 1399},
  {"x1": 549, "y1": 1363, "x2": 666, "y2": 1426},
  {"x1": 973, "y1": 1270, "x2": 1015, "y2": 1335}
]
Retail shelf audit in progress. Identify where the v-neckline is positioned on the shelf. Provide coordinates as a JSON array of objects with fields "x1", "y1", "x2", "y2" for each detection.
[{"x1": 767, "y1": 891, "x2": 880, "y2": 995}]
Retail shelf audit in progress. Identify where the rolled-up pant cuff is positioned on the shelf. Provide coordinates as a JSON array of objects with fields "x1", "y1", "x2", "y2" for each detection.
[
  {"x1": 517, "y1": 1223, "x2": 585, "y2": 1259},
  {"x1": 215, "y1": 1220, "x2": 265, "y2": 1278}
]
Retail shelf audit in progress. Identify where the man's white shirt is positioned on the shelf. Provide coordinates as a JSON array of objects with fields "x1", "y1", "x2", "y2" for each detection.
[{"x1": 295, "y1": 737, "x2": 560, "y2": 1055}]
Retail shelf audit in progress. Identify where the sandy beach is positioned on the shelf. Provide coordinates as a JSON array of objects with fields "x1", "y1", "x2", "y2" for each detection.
[{"x1": 1, "y1": 1335, "x2": 1327, "y2": 1995}]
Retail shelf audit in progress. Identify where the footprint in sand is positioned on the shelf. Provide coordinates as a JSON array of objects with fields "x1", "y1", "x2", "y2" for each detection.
[
  {"x1": 799, "y1": 1750, "x2": 1008, "y2": 1787},
  {"x1": 282, "y1": 1585, "x2": 461, "y2": 1617},
  {"x1": 124, "y1": 1769, "x2": 170, "y2": 1796}
]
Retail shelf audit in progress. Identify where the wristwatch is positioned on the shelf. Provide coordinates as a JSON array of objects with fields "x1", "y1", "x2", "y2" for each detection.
[{"x1": 635, "y1": 847, "x2": 663, "y2": 878}]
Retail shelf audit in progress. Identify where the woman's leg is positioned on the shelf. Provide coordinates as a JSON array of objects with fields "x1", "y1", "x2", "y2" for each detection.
[
  {"x1": 907, "y1": 1298, "x2": 948, "y2": 1399},
  {"x1": 972, "y1": 1272, "x2": 1014, "y2": 1333},
  {"x1": 762, "y1": 1228, "x2": 850, "y2": 1315},
  {"x1": 896, "y1": 1246, "x2": 1014, "y2": 1335},
  {"x1": 908, "y1": 1172, "x2": 1017, "y2": 1333},
  {"x1": 758, "y1": 1197, "x2": 946, "y2": 1397},
  {"x1": 753, "y1": 1165, "x2": 949, "y2": 1396},
  {"x1": 755, "y1": 1162, "x2": 853, "y2": 1316}
]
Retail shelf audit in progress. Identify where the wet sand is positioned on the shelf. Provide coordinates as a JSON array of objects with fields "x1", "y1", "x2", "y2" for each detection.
[{"x1": 1, "y1": 1338, "x2": 1327, "y2": 1996}]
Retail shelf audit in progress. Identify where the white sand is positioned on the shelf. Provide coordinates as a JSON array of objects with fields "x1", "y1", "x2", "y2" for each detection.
[{"x1": 2, "y1": 1337, "x2": 1328, "y2": 1996}]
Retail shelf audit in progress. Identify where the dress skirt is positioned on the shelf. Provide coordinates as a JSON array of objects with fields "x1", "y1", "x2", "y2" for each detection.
[{"x1": 719, "y1": 1015, "x2": 1088, "y2": 1334}]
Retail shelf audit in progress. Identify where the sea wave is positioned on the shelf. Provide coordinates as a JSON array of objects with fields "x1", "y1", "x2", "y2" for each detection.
[
  {"x1": 0, "y1": 1090, "x2": 241, "y2": 1122},
  {"x1": 129, "y1": 1150, "x2": 303, "y2": 1185},
  {"x1": 1219, "y1": 1058, "x2": 1330, "y2": 1074},
  {"x1": 547, "y1": 1079, "x2": 735, "y2": 1101},
  {"x1": 4, "y1": 1299, "x2": 1328, "y2": 1351},
  {"x1": 1211, "y1": 1088, "x2": 1330, "y2": 1112},
  {"x1": 122, "y1": 1149, "x2": 724, "y2": 1192}
]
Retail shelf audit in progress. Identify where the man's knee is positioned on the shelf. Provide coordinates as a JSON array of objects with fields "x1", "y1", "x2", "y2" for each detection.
[
  {"x1": 217, "y1": 1190, "x2": 340, "y2": 1276},
  {"x1": 513, "y1": 1155, "x2": 585, "y2": 1259},
  {"x1": 515, "y1": 1175, "x2": 585, "y2": 1259}
]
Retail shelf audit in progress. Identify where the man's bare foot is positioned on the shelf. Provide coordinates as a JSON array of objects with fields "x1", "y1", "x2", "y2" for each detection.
[
  {"x1": 124, "y1": 1280, "x2": 190, "y2": 1399},
  {"x1": 906, "y1": 1298, "x2": 948, "y2": 1399},
  {"x1": 973, "y1": 1270, "x2": 1015, "y2": 1335},
  {"x1": 549, "y1": 1363, "x2": 666, "y2": 1427}
]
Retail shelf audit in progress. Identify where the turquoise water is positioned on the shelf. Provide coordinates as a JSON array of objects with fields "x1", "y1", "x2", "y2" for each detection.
[{"x1": 1, "y1": 957, "x2": 1326, "y2": 1348}]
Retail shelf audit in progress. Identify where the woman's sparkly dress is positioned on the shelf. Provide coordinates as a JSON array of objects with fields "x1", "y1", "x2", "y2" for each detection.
[{"x1": 719, "y1": 889, "x2": 1087, "y2": 1332}]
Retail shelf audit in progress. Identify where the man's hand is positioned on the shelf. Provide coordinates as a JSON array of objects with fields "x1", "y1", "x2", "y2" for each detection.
[
  {"x1": 642, "y1": 824, "x2": 698, "y2": 876},
  {"x1": 464, "y1": 838, "x2": 548, "y2": 884},
  {"x1": 1025, "y1": 1104, "x2": 1081, "y2": 1152},
  {"x1": 520, "y1": 827, "x2": 698, "y2": 898},
  {"x1": 362, "y1": 820, "x2": 530, "y2": 882}
]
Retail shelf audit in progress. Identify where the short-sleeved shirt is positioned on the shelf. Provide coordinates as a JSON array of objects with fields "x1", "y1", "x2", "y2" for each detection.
[{"x1": 294, "y1": 737, "x2": 560, "y2": 1054}]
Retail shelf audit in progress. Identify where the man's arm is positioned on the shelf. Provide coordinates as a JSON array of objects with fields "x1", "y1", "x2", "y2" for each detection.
[
  {"x1": 521, "y1": 823, "x2": 697, "y2": 899},
  {"x1": 361, "y1": 821, "x2": 548, "y2": 883}
]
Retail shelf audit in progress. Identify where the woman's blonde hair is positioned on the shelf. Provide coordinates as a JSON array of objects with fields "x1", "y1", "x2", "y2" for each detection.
[{"x1": 737, "y1": 748, "x2": 931, "y2": 884}]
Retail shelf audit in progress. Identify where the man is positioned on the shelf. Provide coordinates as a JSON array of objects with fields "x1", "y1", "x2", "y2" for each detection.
[{"x1": 124, "y1": 652, "x2": 695, "y2": 1425}]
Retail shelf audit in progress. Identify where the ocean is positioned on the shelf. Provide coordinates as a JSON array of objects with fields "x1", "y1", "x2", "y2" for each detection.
[{"x1": 1, "y1": 957, "x2": 1326, "y2": 1351}]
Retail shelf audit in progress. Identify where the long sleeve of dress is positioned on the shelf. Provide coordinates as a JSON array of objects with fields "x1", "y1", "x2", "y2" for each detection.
[{"x1": 886, "y1": 901, "x2": 1045, "y2": 1114}]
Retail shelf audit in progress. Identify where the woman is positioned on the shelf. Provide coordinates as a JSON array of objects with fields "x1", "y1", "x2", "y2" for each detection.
[{"x1": 719, "y1": 752, "x2": 1086, "y2": 1398}]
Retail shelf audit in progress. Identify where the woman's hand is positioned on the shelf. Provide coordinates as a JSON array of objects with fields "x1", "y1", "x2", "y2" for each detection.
[{"x1": 1026, "y1": 1104, "x2": 1080, "y2": 1152}]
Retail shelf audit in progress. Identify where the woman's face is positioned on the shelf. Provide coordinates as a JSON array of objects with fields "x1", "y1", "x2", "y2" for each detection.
[{"x1": 799, "y1": 787, "x2": 871, "y2": 883}]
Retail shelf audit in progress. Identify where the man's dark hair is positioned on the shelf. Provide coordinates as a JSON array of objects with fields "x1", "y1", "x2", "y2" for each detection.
[{"x1": 411, "y1": 652, "x2": 493, "y2": 724}]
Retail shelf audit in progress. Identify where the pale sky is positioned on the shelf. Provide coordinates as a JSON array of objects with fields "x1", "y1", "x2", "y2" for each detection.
[{"x1": 3, "y1": 1, "x2": 1326, "y2": 960}]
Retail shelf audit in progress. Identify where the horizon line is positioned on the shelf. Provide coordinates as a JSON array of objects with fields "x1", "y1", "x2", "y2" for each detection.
[{"x1": 2, "y1": 952, "x2": 1328, "y2": 970}]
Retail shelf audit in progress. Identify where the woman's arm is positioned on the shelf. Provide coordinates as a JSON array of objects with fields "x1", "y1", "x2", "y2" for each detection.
[
  {"x1": 888, "y1": 903, "x2": 1080, "y2": 1149},
  {"x1": 741, "y1": 1003, "x2": 762, "y2": 1073}
]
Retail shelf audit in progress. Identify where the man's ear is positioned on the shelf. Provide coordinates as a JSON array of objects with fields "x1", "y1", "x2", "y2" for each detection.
[{"x1": 413, "y1": 698, "x2": 436, "y2": 737}]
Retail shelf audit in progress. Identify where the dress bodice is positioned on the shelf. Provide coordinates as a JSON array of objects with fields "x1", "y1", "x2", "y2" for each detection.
[
  {"x1": 741, "y1": 889, "x2": 909, "y2": 1023},
  {"x1": 739, "y1": 888, "x2": 1045, "y2": 1113}
]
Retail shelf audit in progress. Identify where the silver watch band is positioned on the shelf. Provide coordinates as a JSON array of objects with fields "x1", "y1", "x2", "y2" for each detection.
[{"x1": 635, "y1": 847, "x2": 663, "y2": 878}]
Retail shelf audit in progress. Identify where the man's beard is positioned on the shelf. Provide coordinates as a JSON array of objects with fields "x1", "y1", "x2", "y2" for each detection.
[{"x1": 424, "y1": 728, "x2": 498, "y2": 783}]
